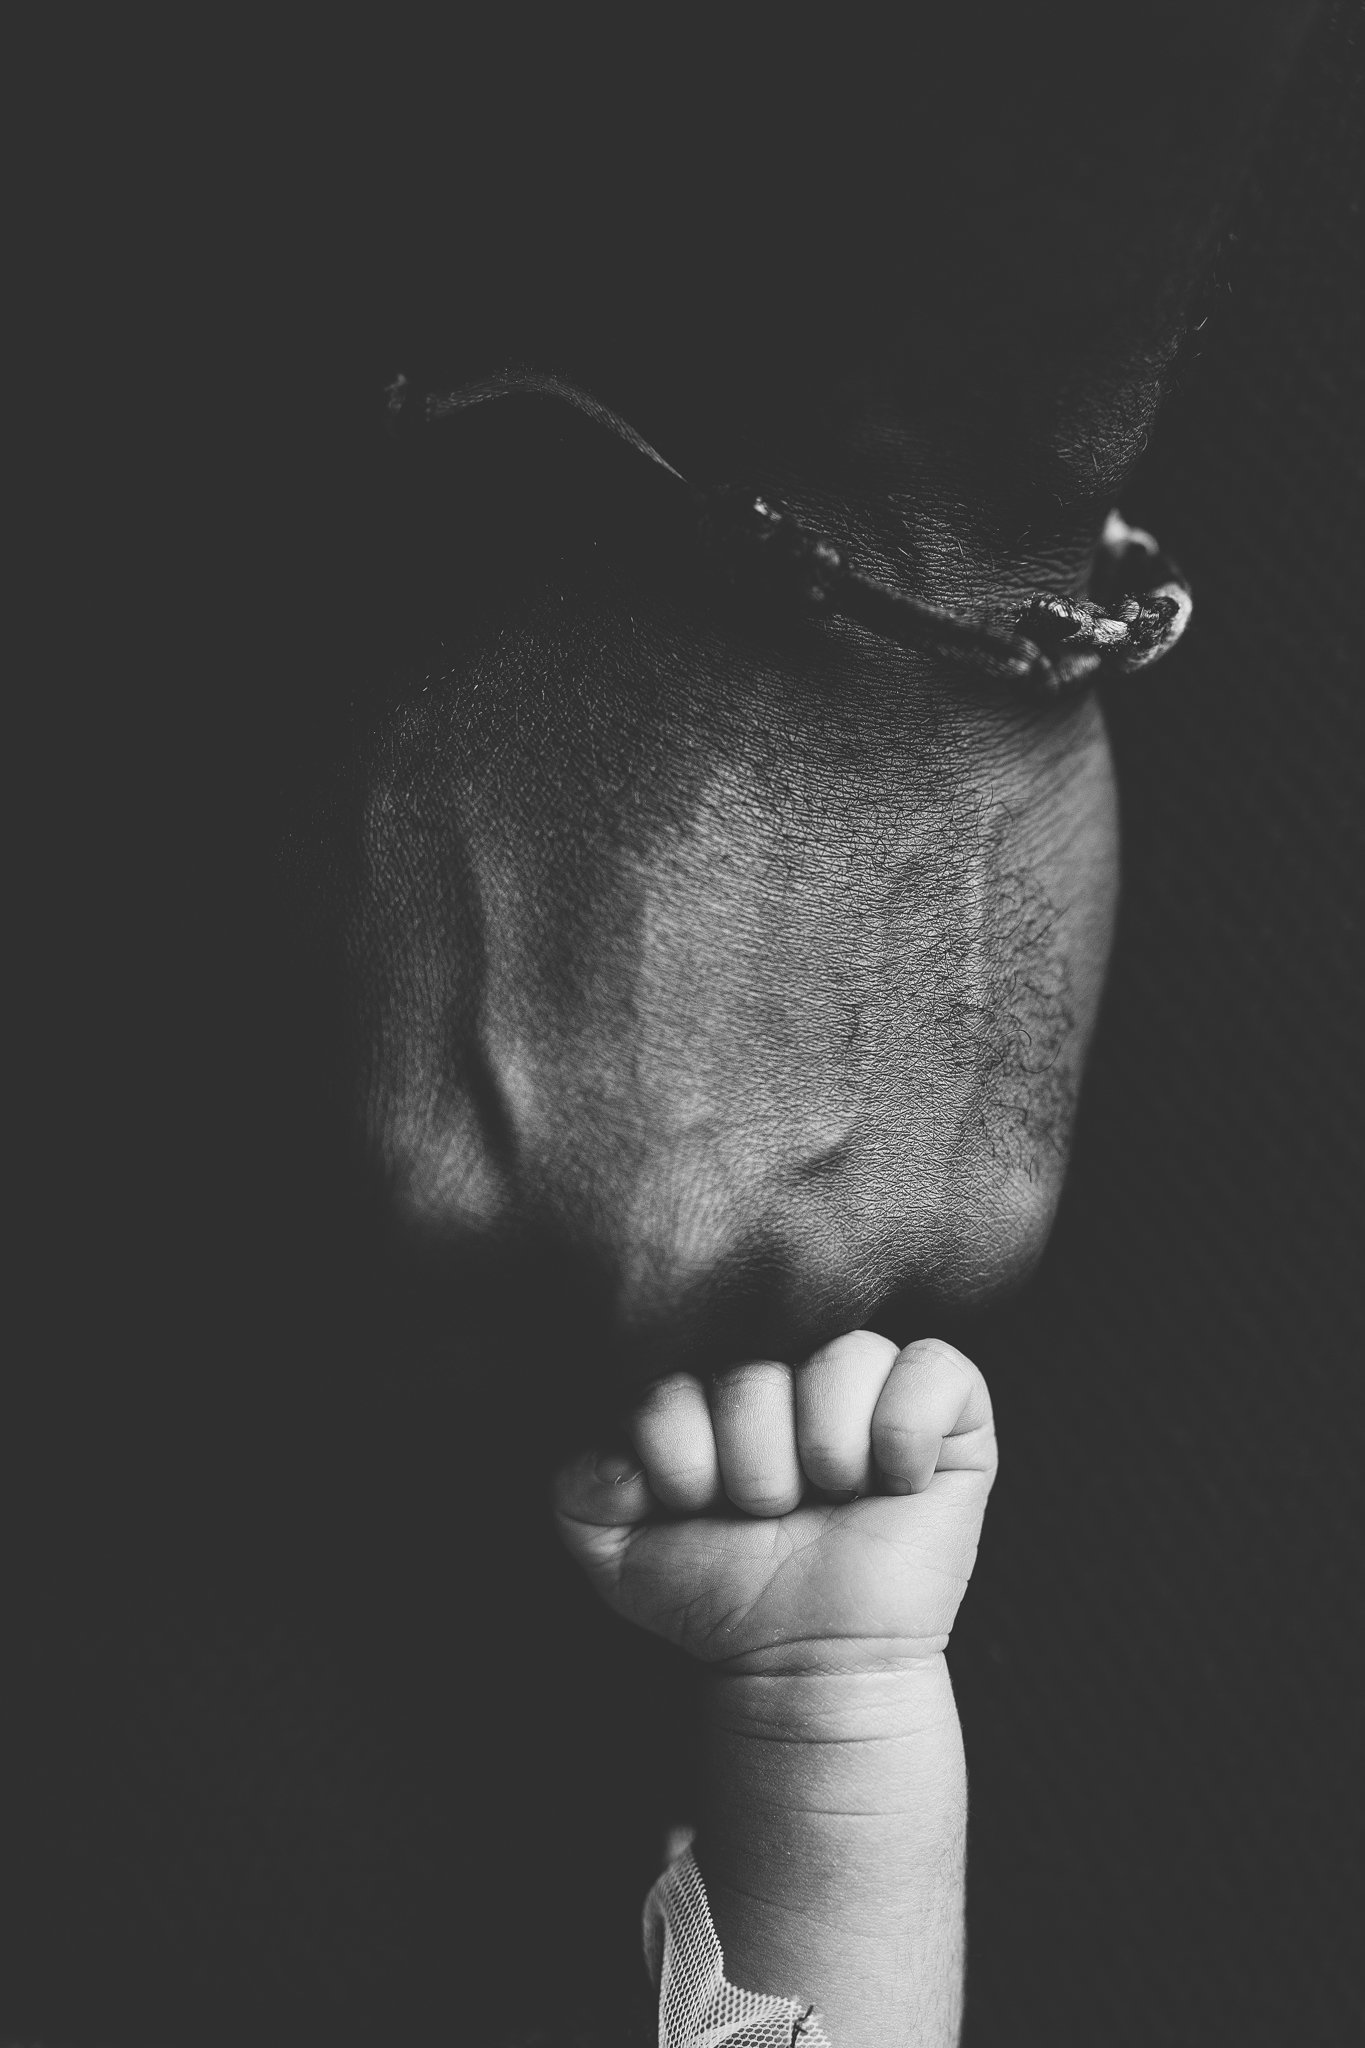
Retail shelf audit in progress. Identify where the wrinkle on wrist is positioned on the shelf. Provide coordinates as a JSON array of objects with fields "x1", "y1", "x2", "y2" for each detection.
[{"x1": 704, "y1": 1655, "x2": 961, "y2": 1746}]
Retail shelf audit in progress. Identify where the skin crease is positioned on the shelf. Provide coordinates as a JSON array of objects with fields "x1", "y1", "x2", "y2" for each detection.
[{"x1": 335, "y1": 530, "x2": 1120, "y2": 1381}]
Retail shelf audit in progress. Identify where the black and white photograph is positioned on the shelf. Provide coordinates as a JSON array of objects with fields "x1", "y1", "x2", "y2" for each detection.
[{"x1": 10, "y1": 4, "x2": 1364, "y2": 2041}]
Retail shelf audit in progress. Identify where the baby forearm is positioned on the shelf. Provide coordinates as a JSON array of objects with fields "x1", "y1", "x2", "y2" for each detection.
[
  {"x1": 696, "y1": 1659, "x2": 967, "y2": 2048},
  {"x1": 553, "y1": 1335, "x2": 995, "y2": 2041}
]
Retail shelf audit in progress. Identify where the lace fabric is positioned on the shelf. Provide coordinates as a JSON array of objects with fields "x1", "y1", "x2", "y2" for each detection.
[{"x1": 643, "y1": 1833, "x2": 832, "y2": 2048}]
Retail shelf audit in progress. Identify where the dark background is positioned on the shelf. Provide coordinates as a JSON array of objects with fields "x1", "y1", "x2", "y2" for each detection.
[
  {"x1": 956, "y1": 15, "x2": 1365, "y2": 2039},
  {"x1": 8, "y1": 5, "x2": 1362, "y2": 2043}
]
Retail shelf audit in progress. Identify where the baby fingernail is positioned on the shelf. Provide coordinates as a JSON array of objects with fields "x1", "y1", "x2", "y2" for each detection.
[{"x1": 594, "y1": 1453, "x2": 644, "y2": 1486}]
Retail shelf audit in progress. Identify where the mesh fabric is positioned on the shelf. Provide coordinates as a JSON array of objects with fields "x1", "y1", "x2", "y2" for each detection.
[{"x1": 643, "y1": 1836, "x2": 831, "y2": 2048}]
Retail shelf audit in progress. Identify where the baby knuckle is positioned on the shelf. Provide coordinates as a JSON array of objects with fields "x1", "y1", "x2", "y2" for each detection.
[
  {"x1": 872, "y1": 1419, "x2": 924, "y2": 1463},
  {"x1": 663, "y1": 1461, "x2": 716, "y2": 1494},
  {"x1": 732, "y1": 1487, "x2": 799, "y2": 1517},
  {"x1": 800, "y1": 1441, "x2": 853, "y2": 1484},
  {"x1": 805, "y1": 1329, "x2": 896, "y2": 1373},
  {"x1": 719, "y1": 1358, "x2": 789, "y2": 1385},
  {"x1": 711, "y1": 1360, "x2": 790, "y2": 1404},
  {"x1": 639, "y1": 1371, "x2": 703, "y2": 1414},
  {"x1": 874, "y1": 1415, "x2": 918, "y2": 1444},
  {"x1": 906, "y1": 1336, "x2": 972, "y2": 1379}
]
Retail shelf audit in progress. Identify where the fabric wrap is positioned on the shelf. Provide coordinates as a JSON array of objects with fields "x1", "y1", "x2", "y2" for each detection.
[{"x1": 644, "y1": 1837, "x2": 832, "y2": 2048}]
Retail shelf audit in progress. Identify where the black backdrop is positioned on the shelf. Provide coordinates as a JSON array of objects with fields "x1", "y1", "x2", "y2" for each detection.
[
  {"x1": 7, "y1": 6, "x2": 1362, "y2": 2044},
  {"x1": 955, "y1": 16, "x2": 1365, "y2": 2039}
]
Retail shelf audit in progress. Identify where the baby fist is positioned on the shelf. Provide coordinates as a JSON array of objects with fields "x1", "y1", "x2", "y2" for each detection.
[{"x1": 553, "y1": 1332, "x2": 997, "y2": 1677}]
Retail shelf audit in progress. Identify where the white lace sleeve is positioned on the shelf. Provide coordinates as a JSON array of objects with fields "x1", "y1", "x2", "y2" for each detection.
[{"x1": 642, "y1": 1828, "x2": 832, "y2": 2047}]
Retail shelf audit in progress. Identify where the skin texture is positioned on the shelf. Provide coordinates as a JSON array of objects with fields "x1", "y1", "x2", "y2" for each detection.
[
  {"x1": 554, "y1": 1334, "x2": 995, "y2": 1667},
  {"x1": 554, "y1": 1329, "x2": 999, "y2": 2045},
  {"x1": 294, "y1": 5, "x2": 1315, "y2": 1385},
  {"x1": 330, "y1": 524, "x2": 1119, "y2": 1381}
]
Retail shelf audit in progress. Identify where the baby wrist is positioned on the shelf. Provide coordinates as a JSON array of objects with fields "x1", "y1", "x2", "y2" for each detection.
[
  {"x1": 700, "y1": 1659, "x2": 966, "y2": 1887},
  {"x1": 703, "y1": 1654, "x2": 960, "y2": 1750},
  {"x1": 694, "y1": 1668, "x2": 967, "y2": 2017}
]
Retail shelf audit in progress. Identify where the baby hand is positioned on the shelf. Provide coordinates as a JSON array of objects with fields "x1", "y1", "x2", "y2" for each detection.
[{"x1": 553, "y1": 1332, "x2": 997, "y2": 1677}]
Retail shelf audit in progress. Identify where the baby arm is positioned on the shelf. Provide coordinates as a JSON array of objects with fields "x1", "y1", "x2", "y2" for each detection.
[{"x1": 554, "y1": 1331, "x2": 997, "y2": 2047}]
